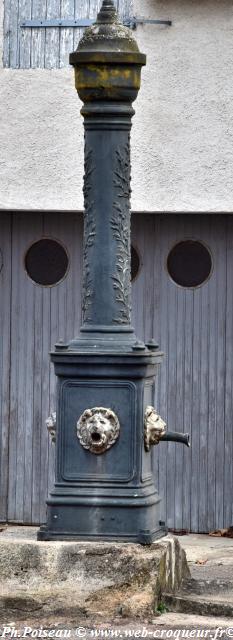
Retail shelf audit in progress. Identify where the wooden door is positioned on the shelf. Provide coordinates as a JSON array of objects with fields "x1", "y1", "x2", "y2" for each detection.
[
  {"x1": 7, "y1": 212, "x2": 83, "y2": 524},
  {"x1": 132, "y1": 214, "x2": 233, "y2": 533},
  {"x1": 1, "y1": 211, "x2": 232, "y2": 530}
]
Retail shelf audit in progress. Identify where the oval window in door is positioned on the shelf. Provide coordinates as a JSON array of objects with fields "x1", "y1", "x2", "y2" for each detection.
[
  {"x1": 25, "y1": 238, "x2": 69, "y2": 286},
  {"x1": 167, "y1": 240, "x2": 212, "y2": 288},
  {"x1": 131, "y1": 245, "x2": 141, "y2": 282}
]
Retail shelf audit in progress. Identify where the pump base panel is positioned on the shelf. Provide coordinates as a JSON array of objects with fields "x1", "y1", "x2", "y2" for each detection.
[
  {"x1": 38, "y1": 495, "x2": 167, "y2": 543},
  {"x1": 39, "y1": 350, "x2": 164, "y2": 543}
]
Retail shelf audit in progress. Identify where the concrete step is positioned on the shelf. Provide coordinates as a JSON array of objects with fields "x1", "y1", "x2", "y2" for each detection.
[
  {"x1": 152, "y1": 611, "x2": 233, "y2": 627},
  {"x1": 164, "y1": 591, "x2": 233, "y2": 618},
  {"x1": 182, "y1": 577, "x2": 233, "y2": 595},
  {"x1": 167, "y1": 536, "x2": 233, "y2": 619}
]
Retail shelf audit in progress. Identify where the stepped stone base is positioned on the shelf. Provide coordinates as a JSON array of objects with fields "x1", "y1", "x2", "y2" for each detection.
[
  {"x1": 164, "y1": 533, "x2": 233, "y2": 619},
  {"x1": 164, "y1": 592, "x2": 233, "y2": 618},
  {"x1": 0, "y1": 527, "x2": 189, "y2": 621}
]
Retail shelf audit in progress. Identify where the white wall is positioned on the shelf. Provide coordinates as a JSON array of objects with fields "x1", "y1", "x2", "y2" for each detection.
[{"x1": 1, "y1": 0, "x2": 233, "y2": 212}]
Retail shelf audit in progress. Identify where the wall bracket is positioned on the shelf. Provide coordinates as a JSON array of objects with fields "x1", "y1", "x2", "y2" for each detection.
[{"x1": 20, "y1": 17, "x2": 172, "y2": 29}]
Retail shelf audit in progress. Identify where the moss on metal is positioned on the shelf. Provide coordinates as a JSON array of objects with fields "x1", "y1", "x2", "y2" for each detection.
[
  {"x1": 74, "y1": 64, "x2": 142, "y2": 96},
  {"x1": 69, "y1": 0, "x2": 146, "y2": 98}
]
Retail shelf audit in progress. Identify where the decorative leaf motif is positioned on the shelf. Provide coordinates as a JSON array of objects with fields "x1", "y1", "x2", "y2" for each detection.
[
  {"x1": 111, "y1": 138, "x2": 132, "y2": 324},
  {"x1": 82, "y1": 143, "x2": 96, "y2": 323}
]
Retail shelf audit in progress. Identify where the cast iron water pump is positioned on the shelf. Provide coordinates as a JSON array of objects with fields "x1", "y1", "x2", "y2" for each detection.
[{"x1": 38, "y1": 0, "x2": 190, "y2": 543}]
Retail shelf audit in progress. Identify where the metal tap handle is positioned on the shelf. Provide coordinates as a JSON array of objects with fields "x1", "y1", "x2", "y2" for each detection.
[{"x1": 160, "y1": 431, "x2": 190, "y2": 447}]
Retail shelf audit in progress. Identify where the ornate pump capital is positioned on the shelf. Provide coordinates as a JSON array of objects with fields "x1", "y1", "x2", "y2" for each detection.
[{"x1": 69, "y1": 0, "x2": 146, "y2": 103}]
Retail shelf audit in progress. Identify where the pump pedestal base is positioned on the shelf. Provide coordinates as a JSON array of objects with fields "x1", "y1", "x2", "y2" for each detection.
[{"x1": 38, "y1": 348, "x2": 165, "y2": 544}]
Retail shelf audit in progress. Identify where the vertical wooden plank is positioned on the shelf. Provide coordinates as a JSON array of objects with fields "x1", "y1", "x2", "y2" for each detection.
[
  {"x1": 151, "y1": 215, "x2": 161, "y2": 512},
  {"x1": 7, "y1": 214, "x2": 19, "y2": 521},
  {"x1": 182, "y1": 283, "x2": 193, "y2": 531},
  {"x1": 23, "y1": 239, "x2": 39, "y2": 522},
  {"x1": 31, "y1": 283, "x2": 44, "y2": 522},
  {"x1": 131, "y1": 215, "x2": 144, "y2": 342},
  {"x1": 198, "y1": 217, "x2": 211, "y2": 532},
  {"x1": 132, "y1": 213, "x2": 155, "y2": 344},
  {"x1": 117, "y1": 0, "x2": 132, "y2": 22},
  {"x1": 89, "y1": 0, "x2": 101, "y2": 20},
  {"x1": 215, "y1": 216, "x2": 227, "y2": 529},
  {"x1": 165, "y1": 217, "x2": 179, "y2": 530},
  {"x1": 8, "y1": 212, "x2": 23, "y2": 521},
  {"x1": 153, "y1": 214, "x2": 169, "y2": 525},
  {"x1": 73, "y1": 0, "x2": 90, "y2": 52},
  {"x1": 31, "y1": 0, "x2": 46, "y2": 67},
  {"x1": 173, "y1": 214, "x2": 193, "y2": 532},
  {"x1": 64, "y1": 212, "x2": 83, "y2": 341},
  {"x1": 8, "y1": 0, "x2": 20, "y2": 67},
  {"x1": 0, "y1": 214, "x2": 11, "y2": 521},
  {"x1": 44, "y1": 0, "x2": 60, "y2": 69},
  {"x1": 206, "y1": 216, "x2": 218, "y2": 532},
  {"x1": 190, "y1": 217, "x2": 201, "y2": 533},
  {"x1": 39, "y1": 217, "x2": 53, "y2": 517},
  {"x1": 39, "y1": 284, "x2": 51, "y2": 523},
  {"x1": 224, "y1": 215, "x2": 233, "y2": 528},
  {"x1": 142, "y1": 216, "x2": 156, "y2": 341},
  {"x1": 60, "y1": 0, "x2": 75, "y2": 67},
  {"x1": 19, "y1": 0, "x2": 32, "y2": 68},
  {"x1": 173, "y1": 216, "x2": 186, "y2": 531},
  {"x1": 3, "y1": 0, "x2": 11, "y2": 66},
  {"x1": 188, "y1": 214, "x2": 212, "y2": 533}
]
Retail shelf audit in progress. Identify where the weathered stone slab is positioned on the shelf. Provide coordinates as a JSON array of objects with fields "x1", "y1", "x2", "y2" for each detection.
[{"x1": 0, "y1": 528, "x2": 189, "y2": 620}]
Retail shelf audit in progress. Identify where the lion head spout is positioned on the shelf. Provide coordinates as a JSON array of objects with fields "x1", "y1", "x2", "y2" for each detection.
[{"x1": 77, "y1": 407, "x2": 120, "y2": 454}]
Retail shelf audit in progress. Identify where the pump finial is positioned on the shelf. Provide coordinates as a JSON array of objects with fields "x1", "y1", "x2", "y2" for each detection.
[{"x1": 96, "y1": 0, "x2": 118, "y2": 24}]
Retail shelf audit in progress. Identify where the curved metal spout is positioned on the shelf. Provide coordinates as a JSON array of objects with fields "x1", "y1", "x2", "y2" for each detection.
[
  {"x1": 144, "y1": 407, "x2": 191, "y2": 451},
  {"x1": 160, "y1": 431, "x2": 190, "y2": 447}
]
